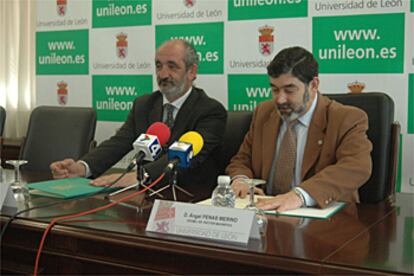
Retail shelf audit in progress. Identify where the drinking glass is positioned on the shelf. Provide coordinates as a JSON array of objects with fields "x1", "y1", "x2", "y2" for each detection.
[
  {"x1": 6, "y1": 160, "x2": 29, "y2": 202},
  {"x1": 243, "y1": 179, "x2": 268, "y2": 235}
]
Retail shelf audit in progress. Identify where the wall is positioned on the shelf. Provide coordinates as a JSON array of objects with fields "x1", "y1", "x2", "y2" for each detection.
[{"x1": 36, "y1": 0, "x2": 413, "y2": 193}]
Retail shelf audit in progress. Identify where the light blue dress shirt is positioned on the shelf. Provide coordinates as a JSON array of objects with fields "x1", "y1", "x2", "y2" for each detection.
[{"x1": 267, "y1": 93, "x2": 318, "y2": 206}]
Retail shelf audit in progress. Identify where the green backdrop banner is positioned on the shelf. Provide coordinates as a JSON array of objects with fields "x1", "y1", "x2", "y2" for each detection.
[
  {"x1": 36, "y1": 0, "x2": 413, "y2": 193},
  {"x1": 36, "y1": 29, "x2": 89, "y2": 75},
  {"x1": 156, "y1": 22, "x2": 224, "y2": 74},
  {"x1": 92, "y1": 0, "x2": 151, "y2": 28},
  {"x1": 228, "y1": 74, "x2": 272, "y2": 111},
  {"x1": 92, "y1": 75, "x2": 152, "y2": 122},
  {"x1": 313, "y1": 13, "x2": 405, "y2": 73},
  {"x1": 228, "y1": 0, "x2": 307, "y2": 20}
]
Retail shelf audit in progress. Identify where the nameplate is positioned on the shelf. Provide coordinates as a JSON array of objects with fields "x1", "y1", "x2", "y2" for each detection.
[
  {"x1": 0, "y1": 181, "x2": 17, "y2": 212},
  {"x1": 146, "y1": 200, "x2": 260, "y2": 244}
]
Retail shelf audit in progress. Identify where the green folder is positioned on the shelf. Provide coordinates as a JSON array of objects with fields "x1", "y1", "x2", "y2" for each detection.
[{"x1": 29, "y1": 178, "x2": 115, "y2": 199}]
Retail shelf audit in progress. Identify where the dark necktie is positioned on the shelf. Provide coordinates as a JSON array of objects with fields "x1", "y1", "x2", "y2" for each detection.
[
  {"x1": 272, "y1": 120, "x2": 298, "y2": 194},
  {"x1": 164, "y1": 103, "x2": 175, "y2": 129}
]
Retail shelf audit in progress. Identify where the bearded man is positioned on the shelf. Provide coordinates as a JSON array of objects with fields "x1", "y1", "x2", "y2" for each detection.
[
  {"x1": 51, "y1": 39, "x2": 226, "y2": 197},
  {"x1": 226, "y1": 46, "x2": 372, "y2": 212}
]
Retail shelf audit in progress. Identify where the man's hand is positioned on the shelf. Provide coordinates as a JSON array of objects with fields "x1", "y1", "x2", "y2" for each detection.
[
  {"x1": 256, "y1": 190, "x2": 303, "y2": 212},
  {"x1": 231, "y1": 178, "x2": 265, "y2": 198},
  {"x1": 50, "y1": 159, "x2": 86, "y2": 179},
  {"x1": 90, "y1": 172, "x2": 138, "y2": 188}
]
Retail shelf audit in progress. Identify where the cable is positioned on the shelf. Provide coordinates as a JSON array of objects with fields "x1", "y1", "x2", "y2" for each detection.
[
  {"x1": 0, "y1": 167, "x2": 134, "y2": 241},
  {"x1": 33, "y1": 172, "x2": 165, "y2": 276}
]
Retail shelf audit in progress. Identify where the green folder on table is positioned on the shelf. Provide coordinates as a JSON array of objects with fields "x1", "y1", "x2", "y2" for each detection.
[{"x1": 29, "y1": 178, "x2": 115, "y2": 199}]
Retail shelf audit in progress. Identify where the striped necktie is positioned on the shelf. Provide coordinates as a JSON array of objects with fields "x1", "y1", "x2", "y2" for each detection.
[{"x1": 164, "y1": 103, "x2": 175, "y2": 129}]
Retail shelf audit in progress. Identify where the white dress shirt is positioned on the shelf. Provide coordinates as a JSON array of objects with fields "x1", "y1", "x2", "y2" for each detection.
[
  {"x1": 162, "y1": 86, "x2": 192, "y2": 121},
  {"x1": 80, "y1": 87, "x2": 193, "y2": 177}
]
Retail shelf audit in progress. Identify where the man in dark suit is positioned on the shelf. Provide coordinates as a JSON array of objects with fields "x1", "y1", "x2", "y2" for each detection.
[
  {"x1": 226, "y1": 46, "x2": 372, "y2": 211},
  {"x1": 50, "y1": 39, "x2": 226, "y2": 198}
]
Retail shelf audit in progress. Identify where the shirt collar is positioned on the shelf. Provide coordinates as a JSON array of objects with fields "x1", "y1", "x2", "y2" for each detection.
[
  {"x1": 162, "y1": 86, "x2": 193, "y2": 109},
  {"x1": 298, "y1": 92, "x2": 318, "y2": 127}
]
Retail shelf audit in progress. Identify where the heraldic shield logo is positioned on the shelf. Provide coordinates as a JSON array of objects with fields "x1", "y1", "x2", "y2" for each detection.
[
  {"x1": 116, "y1": 33, "x2": 128, "y2": 59},
  {"x1": 154, "y1": 201, "x2": 176, "y2": 233},
  {"x1": 347, "y1": 81, "x2": 365, "y2": 94},
  {"x1": 56, "y1": 0, "x2": 67, "y2": 16},
  {"x1": 57, "y1": 81, "x2": 68, "y2": 105},
  {"x1": 184, "y1": 0, "x2": 195, "y2": 8},
  {"x1": 259, "y1": 25, "x2": 274, "y2": 56}
]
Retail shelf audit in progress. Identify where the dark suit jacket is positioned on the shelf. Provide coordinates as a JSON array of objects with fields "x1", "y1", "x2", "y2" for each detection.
[
  {"x1": 82, "y1": 87, "x2": 227, "y2": 199},
  {"x1": 226, "y1": 93, "x2": 372, "y2": 208}
]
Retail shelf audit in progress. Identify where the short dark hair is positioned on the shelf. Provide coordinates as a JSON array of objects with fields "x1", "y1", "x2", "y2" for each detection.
[{"x1": 267, "y1": 46, "x2": 318, "y2": 84}]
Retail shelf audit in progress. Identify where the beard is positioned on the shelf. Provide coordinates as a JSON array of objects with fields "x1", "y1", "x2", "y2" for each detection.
[
  {"x1": 158, "y1": 76, "x2": 186, "y2": 101},
  {"x1": 276, "y1": 87, "x2": 310, "y2": 122}
]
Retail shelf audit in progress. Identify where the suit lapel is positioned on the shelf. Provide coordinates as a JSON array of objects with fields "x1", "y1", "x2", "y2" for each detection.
[
  {"x1": 170, "y1": 87, "x2": 200, "y2": 143},
  {"x1": 148, "y1": 92, "x2": 163, "y2": 125},
  {"x1": 301, "y1": 94, "x2": 328, "y2": 179},
  {"x1": 262, "y1": 109, "x2": 281, "y2": 180}
]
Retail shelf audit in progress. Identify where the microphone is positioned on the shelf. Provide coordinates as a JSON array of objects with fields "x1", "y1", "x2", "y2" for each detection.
[
  {"x1": 146, "y1": 122, "x2": 171, "y2": 145},
  {"x1": 166, "y1": 131, "x2": 204, "y2": 170},
  {"x1": 130, "y1": 122, "x2": 171, "y2": 167},
  {"x1": 109, "y1": 122, "x2": 171, "y2": 199}
]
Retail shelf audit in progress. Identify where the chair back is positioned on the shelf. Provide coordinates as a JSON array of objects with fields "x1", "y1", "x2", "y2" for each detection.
[
  {"x1": 326, "y1": 92, "x2": 399, "y2": 203},
  {"x1": 219, "y1": 111, "x2": 253, "y2": 174},
  {"x1": 20, "y1": 106, "x2": 97, "y2": 172},
  {"x1": 0, "y1": 106, "x2": 5, "y2": 136}
]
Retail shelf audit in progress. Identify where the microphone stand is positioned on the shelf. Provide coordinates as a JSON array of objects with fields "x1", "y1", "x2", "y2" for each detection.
[
  {"x1": 107, "y1": 157, "x2": 164, "y2": 210},
  {"x1": 148, "y1": 165, "x2": 193, "y2": 201},
  {"x1": 136, "y1": 162, "x2": 165, "y2": 199}
]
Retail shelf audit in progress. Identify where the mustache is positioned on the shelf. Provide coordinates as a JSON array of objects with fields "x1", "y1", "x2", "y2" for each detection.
[
  {"x1": 158, "y1": 78, "x2": 174, "y2": 86},
  {"x1": 276, "y1": 103, "x2": 292, "y2": 110}
]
